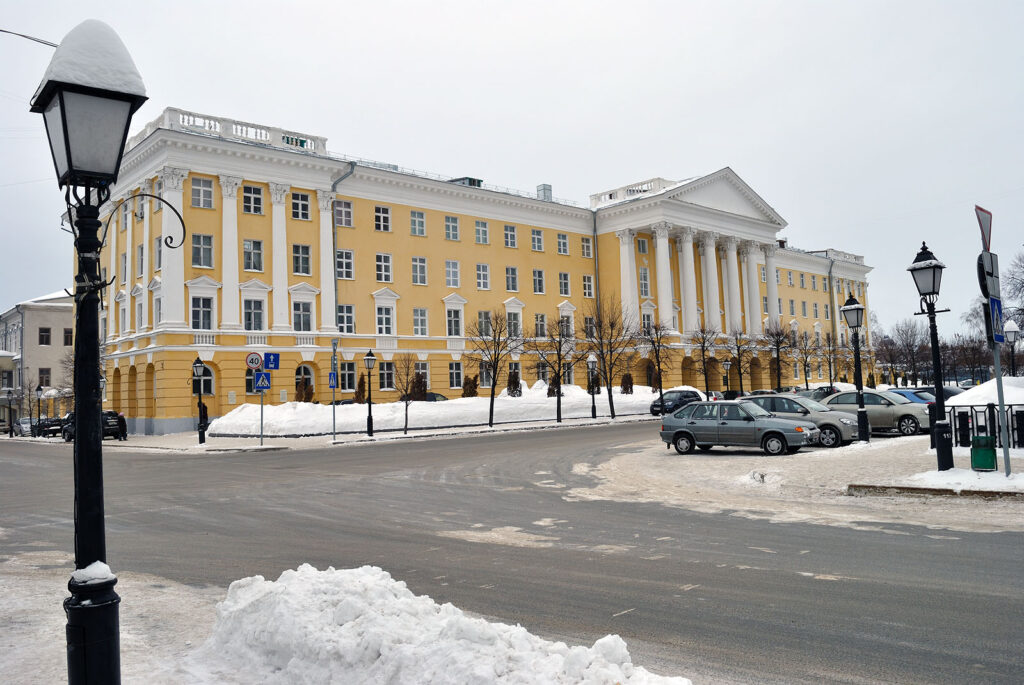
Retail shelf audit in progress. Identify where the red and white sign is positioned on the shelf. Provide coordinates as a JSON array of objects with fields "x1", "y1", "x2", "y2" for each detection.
[
  {"x1": 975, "y1": 205, "x2": 993, "y2": 251},
  {"x1": 245, "y1": 352, "x2": 263, "y2": 370}
]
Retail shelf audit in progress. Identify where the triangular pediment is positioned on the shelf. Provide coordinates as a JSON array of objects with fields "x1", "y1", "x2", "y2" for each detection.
[
  {"x1": 557, "y1": 299, "x2": 577, "y2": 313},
  {"x1": 371, "y1": 287, "x2": 400, "y2": 301},
  {"x1": 185, "y1": 275, "x2": 223, "y2": 290},
  {"x1": 147, "y1": 276, "x2": 162, "y2": 291},
  {"x1": 666, "y1": 168, "x2": 785, "y2": 226},
  {"x1": 442, "y1": 292, "x2": 468, "y2": 306},
  {"x1": 288, "y1": 282, "x2": 320, "y2": 296},
  {"x1": 239, "y1": 278, "x2": 272, "y2": 292},
  {"x1": 503, "y1": 297, "x2": 525, "y2": 309},
  {"x1": 130, "y1": 284, "x2": 144, "y2": 297}
]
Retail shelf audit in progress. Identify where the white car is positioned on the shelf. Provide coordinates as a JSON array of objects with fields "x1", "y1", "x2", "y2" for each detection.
[{"x1": 823, "y1": 389, "x2": 930, "y2": 435}]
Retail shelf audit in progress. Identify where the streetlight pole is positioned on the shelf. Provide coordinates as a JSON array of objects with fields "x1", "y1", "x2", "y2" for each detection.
[
  {"x1": 1005, "y1": 320, "x2": 1019, "y2": 377},
  {"x1": 841, "y1": 294, "x2": 870, "y2": 443},
  {"x1": 364, "y1": 350, "x2": 376, "y2": 437},
  {"x1": 6, "y1": 389, "x2": 12, "y2": 438},
  {"x1": 587, "y1": 353, "x2": 597, "y2": 419},
  {"x1": 907, "y1": 242, "x2": 953, "y2": 470},
  {"x1": 192, "y1": 357, "x2": 208, "y2": 445},
  {"x1": 35, "y1": 384, "x2": 43, "y2": 437}
]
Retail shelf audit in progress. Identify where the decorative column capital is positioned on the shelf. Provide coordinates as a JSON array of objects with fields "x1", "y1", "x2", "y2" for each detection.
[
  {"x1": 722, "y1": 236, "x2": 739, "y2": 251},
  {"x1": 616, "y1": 229, "x2": 635, "y2": 246},
  {"x1": 677, "y1": 225, "x2": 696, "y2": 241},
  {"x1": 761, "y1": 243, "x2": 778, "y2": 258},
  {"x1": 316, "y1": 189, "x2": 334, "y2": 213},
  {"x1": 651, "y1": 222, "x2": 672, "y2": 240},
  {"x1": 269, "y1": 182, "x2": 290, "y2": 205},
  {"x1": 699, "y1": 231, "x2": 719, "y2": 251},
  {"x1": 159, "y1": 166, "x2": 188, "y2": 192},
  {"x1": 218, "y1": 175, "x2": 243, "y2": 199}
]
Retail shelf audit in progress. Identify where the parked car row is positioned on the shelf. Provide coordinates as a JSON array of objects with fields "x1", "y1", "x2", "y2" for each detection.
[
  {"x1": 61, "y1": 411, "x2": 122, "y2": 442},
  {"x1": 660, "y1": 400, "x2": 821, "y2": 456}
]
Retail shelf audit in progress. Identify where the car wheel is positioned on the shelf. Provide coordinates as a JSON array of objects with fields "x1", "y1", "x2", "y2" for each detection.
[
  {"x1": 697, "y1": 445, "x2": 713, "y2": 452},
  {"x1": 898, "y1": 415, "x2": 919, "y2": 436},
  {"x1": 673, "y1": 433, "x2": 695, "y2": 455},
  {"x1": 819, "y1": 425, "x2": 842, "y2": 448},
  {"x1": 762, "y1": 433, "x2": 787, "y2": 456}
]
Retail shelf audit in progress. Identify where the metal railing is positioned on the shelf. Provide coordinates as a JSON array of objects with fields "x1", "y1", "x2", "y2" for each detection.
[{"x1": 944, "y1": 404, "x2": 1024, "y2": 449}]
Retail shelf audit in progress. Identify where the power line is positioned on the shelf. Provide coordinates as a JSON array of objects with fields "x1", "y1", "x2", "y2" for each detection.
[{"x1": 0, "y1": 28, "x2": 57, "y2": 48}]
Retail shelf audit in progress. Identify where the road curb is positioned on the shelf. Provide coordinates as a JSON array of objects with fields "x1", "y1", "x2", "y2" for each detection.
[{"x1": 847, "y1": 483, "x2": 1024, "y2": 500}]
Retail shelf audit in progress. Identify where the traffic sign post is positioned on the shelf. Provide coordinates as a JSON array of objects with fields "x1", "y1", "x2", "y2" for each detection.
[
  {"x1": 331, "y1": 339, "x2": 339, "y2": 442},
  {"x1": 254, "y1": 371, "x2": 271, "y2": 447},
  {"x1": 245, "y1": 352, "x2": 263, "y2": 370},
  {"x1": 263, "y1": 353, "x2": 280, "y2": 370}
]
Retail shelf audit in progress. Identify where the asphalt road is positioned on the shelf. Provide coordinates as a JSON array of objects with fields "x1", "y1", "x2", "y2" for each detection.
[{"x1": 2, "y1": 425, "x2": 1022, "y2": 684}]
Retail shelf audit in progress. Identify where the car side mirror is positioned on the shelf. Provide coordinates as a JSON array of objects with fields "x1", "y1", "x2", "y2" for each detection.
[
  {"x1": 744, "y1": 415, "x2": 754, "y2": 422},
  {"x1": 800, "y1": 408, "x2": 810, "y2": 415}
]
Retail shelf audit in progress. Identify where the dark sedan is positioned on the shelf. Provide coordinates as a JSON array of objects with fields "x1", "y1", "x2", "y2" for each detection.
[
  {"x1": 62, "y1": 411, "x2": 122, "y2": 441},
  {"x1": 650, "y1": 389, "x2": 703, "y2": 415}
]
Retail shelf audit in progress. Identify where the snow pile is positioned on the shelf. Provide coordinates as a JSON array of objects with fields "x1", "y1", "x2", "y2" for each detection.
[
  {"x1": 193, "y1": 564, "x2": 690, "y2": 684},
  {"x1": 33, "y1": 20, "x2": 146, "y2": 105},
  {"x1": 903, "y1": 468, "x2": 1024, "y2": 493},
  {"x1": 70, "y1": 560, "x2": 115, "y2": 584},
  {"x1": 210, "y1": 384, "x2": 661, "y2": 437},
  {"x1": 947, "y1": 377, "x2": 1024, "y2": 407}
]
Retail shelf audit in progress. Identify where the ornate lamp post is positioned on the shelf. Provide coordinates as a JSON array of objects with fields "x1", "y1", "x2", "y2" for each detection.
[
  {"x1": 907, "y1": 242, "x2": 953, "y2": 470},
  {"x1": 840, "y1": 294, "x2": 870, "y2": 442},
  {"x1": 192, "y1": 357, "x2": 208, "y2": 445},
  {"x1": 6, "y1": 389, "x2": 12, "y2": 438},
  {"x1": 34, "y1": 384, "x2": 43, "y2": 436},
  {"x1": 722, "y1": 360, "x2": 732, "y2": 395},
  {"x1": 587, "y1": 353, "x2": 597, "y2": 419},
  {"x1": 364, "y1": 350, "x2": 376, "y2": 436},
  {"x1": 30, "y1": 20, "x2": 148, "y2": 683},
  {"x1": 1005, "y1": 320, "x2": 1019, "y2": 377}
]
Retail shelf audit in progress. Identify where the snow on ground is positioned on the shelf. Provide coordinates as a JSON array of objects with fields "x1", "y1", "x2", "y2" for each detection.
[
  {"x1": 947, "y1": 376, "x2": 1024, "y2": 406},
  {"x1": 210, "y1": 383, "x2": 661, "y2": 437},
  {"x1": 904, "y1": 467, "x2": 1024, "y2": 492}
]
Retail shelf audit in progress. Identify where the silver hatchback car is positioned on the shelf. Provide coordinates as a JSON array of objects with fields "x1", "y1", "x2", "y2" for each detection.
[
  {"x1": 660, "y1": 400, "x2": 820, "y2": 456},
  {"x1": 744, "y1": 394, "x2": 859, "y2": 448}
]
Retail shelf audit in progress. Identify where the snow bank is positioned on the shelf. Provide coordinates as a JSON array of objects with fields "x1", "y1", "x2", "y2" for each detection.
[
  {"x1": 195, "y1": 564, "x2": 690, "y2": 684},
  {"x1": 210, "y1": 384, "x2": 661, "y2": 437},
  {"x1": 903, "y1": 468, "x2": 1024, "y2": 493},
  {"x1": 947, "y1": 377, "x2": 1024, "y2": 407}
]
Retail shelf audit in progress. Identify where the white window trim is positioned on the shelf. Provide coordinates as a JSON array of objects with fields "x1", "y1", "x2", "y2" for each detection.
[
  {"x1": 239, "y1": 279, "x2": 272, "y2": 331},
  {"x1": 372, "y1": 287, "x2": 401, "y2": 338},
  {"x1": 442, "y1": 292, "x2": 468, "y2": 338},
  {"x1": 186, "y1": 276, "x2": 222, "y2": 330},
  {"x1": 288, "y1": 282, "x2": 320, "y2": 332}
]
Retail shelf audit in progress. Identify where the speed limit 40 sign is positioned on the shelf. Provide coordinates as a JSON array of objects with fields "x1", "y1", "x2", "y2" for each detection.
[{"x1": 245, "y1": 352, "x2": 263, "y2": 370}]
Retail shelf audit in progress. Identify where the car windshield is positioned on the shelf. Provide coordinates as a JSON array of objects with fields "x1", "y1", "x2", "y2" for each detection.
[
  {"x1": 741, "y1": 401, "x2": 772, "y2": 418},
  {"x1": 662, "y1": 391, "x2": 681, "y2": 400},
  {"x1": 881, "y1": 391, "x2": 911, "y2": 404},
  {"x1": 914, "y1": 391, "x2": 936, "y2": 401},
  {"x1": 796, "y1": 397, "x2": 831, "y2": 412}
]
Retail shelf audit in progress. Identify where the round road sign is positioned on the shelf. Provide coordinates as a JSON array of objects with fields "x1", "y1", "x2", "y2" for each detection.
[{"x1": 245, "y1": 352, "x2": 263, "y2": 370}]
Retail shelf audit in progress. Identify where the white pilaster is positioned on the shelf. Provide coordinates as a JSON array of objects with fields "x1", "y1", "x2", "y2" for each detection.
[
  {"x1": 652, "y1": 222, "x2": 674, "y2": 329},
  {"x1": 676, "y1": 227, "x2": 699, "y2": 334},
  {"x1": 700, "y1": 232, "x2": 721, "y2": 331},
  {"x1": 140, "y1": 180, "x2": 151, "y2": 332},
  {"x1": 219, "y1": 175, "x2": 243, "y2": 329},
  {"x1": 124, "y1": 194, "x2": 134, "y2": 335},
  {"x1": 741, "y1": 243, "x2": 762, "y2": 336},
  {"x1": 764, "y1": 243, "x2": 780, "y2": 325},
  {"x1": 270, "y1": 182, "x2": 291, "y2": 331},
  {"x1": 723, "y1": 237, "x2": 741, "y2": 333},
  {"x1": 616, "y1": 229, "x2": 638, "y2": 324},
  {"x1": 160, "y1": 167, "x2": 189, "y2": 327},
  {"x1": 317, "y1": 189, "x2": 336, "y2": 332},
  {"x1": 105, "y1": 198, "x2": 118, "y2": 339}
]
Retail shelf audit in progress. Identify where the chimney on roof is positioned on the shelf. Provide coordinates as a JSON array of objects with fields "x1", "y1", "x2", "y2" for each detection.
[{"x1": 537, "y1": 184, "x2": 552, "y2": 201}]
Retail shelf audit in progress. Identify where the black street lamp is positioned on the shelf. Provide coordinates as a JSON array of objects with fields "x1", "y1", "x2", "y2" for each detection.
[
  {"x1": 840, "y1": 295, "x2": 870, "y2": 443},
  {"x1": 6, "y1": 389, "x2": 13, "y2": 438},
  {"x1": 364, "y1": 350, "x2": 376, "y2": 436},
  {"x1": 192, "y1": 357, "x2": 209, "y2": 445},
  {"x1": 35, "y1": 384, "x2": 43, "y2": 437},
  {"x1": 30, "y1": 19, "x2": 148, "y2": 683},
  {"x1": 1005, "y1": 320, "x2": 1019, "y2": 377},
  {"x1": 907, "y1": 242, "x2": 953, "y2": 470},
  {"x1": 587, "y1": 353, "x2": 597, "y2": 419}
]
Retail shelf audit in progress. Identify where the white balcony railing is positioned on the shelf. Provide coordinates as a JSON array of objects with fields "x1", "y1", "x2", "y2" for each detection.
[
  {"x1": 375, "y1": 336, "x2": 398, "y2": 350},
  {"x1": 296, "y1": 335, "x2": 317, "y2": 346},
  {"x1": 193, "y1": 333, "x2": 216, "y2": 346},
  {"x1": 446, "y1": 338, "x2": 466, "y2": 351},
  {"x1": 246, "y1": 334, "x2": 267, "y2": 346}
]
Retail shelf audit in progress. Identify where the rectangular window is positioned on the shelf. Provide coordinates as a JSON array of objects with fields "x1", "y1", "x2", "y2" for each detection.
[
  {"x1": 799, "y1": 273, "x2": 806, "y2": 288},
  {"x1": 534, "y1": 313, "x2": 547, "y2": 337},
  {"x1": 583, "y1": 316, "x2": 596, "y2": 338},
  {"x1": 581, "y1": 236, "x2": 592, "y2": 258},
  {"x1": 823, "y1": 278, "x2": 829, "y2": 293},
  {"x1": 376, "y1": 306, "x2": 393, "y2": 335},
  {"x1": 291, "y1": 192, "x2": 310, "y2": 220},
  {"x1": 537, "y1": 364, "x2": 549, "y2": 383},
  {"x1": 638, "y1": 267, "x2": 650, "y2": 298},
  {"x1": 449, "y1": 362, "x2": 463, "y2": 389},
  {"x1": 334, "y1": 200, "x2": 353, "y2": 228},
  {"x1": 505, "y1": 266, "x2": 518, "y2": 292},
  {"x1": 480, "y1": 362, "x2": 493, "y2": 388},
  {"x1": 154, "y1": 179, "x2": 163, "y2": 211},
  {"x1": 788, "y1": 271, "x2": 794, "y2": 286},
  {"x1": 39, "y1": 368, "x2": 51, "y2": 387},
  {"x1": 63, "y1": 328, "x2": 73, "y2": 346},
  {"x1": 191, "y1": 296, "x2": 212, "y2": 330},
  {"x1": 778, "y1": 297, "x2": 782, "y2": 314},
  {"x1": 531, "y1": 228, "x2": 543, "y2": 251},
  {"x1": 560, "y1": 315, "x2": 573, "y2": 339},
  {"x1": 475, "y1": 220, "x2": 489, "y2": 244},
  {"x1": 762, "y1": 296, "x2": 768, "y2": 314},
  {"x1": 192, "y1": 234, "x2": 213, "y2": 268},
  {"x1": 761, "y1": 265, "x2": 766, "y2": 282},
  {"x1": 813, "y1": 302, "x2": 819, "y2": 318},
  {"x1": 337, "y1": 304, "x2": 355, "y2": 334},
  {"x1": 504, "y1": 224, "x2": 517, "y2": 248},
  {"x1": 794, "y1": 364, "x2": 800, "y2": 379},
  {"x1": 292, "y1": 244, "x2": 311, "y2": 275},
  {"x1": 379, "y1": 362, "x2": 395, "y2": 390},
  {"x1": 476, "y1": 263, "x2": 490, "y2": 290},
  {"x1": 824, "y1": 303, "x2": 831, "y2": 320},
  {"x1": 154, "y1": 236, "x2": 162, "y2": 270},
  {"x1": 410, "y1": 210, "x2": 425, "y2": 236},
  {"x1": 242, "y1": 185, "x2": 263, "y2": 214},
  {"x1": 339, "y1": 362, "x2": 356, "y2": 391},
  {"x1": 642, "y1": 312, "x2": 653, "y2": 333},
  {"x1": 445, "y1": 259, "x2": 461, "y2": 288},
  {"x1": 446, "y1": 309, "x2": 462, "y2": 337},
  {"x1": 191, "y1": 177, "x2": 213, "y2": 209},
  {"x1": 582, "y1": 274, "x2": 594, "y2": 298},
  {"x1": 558, "y1": 272, "x2": 570, "y2": 296},
  {"x1": 637, "y1": 238, "x2": 648, "y2": 254},
  {"x1": 136, "y1": 245, "x2": 144, "y2": 277},
  {"x1": 412, "y1": 256, "x2": 427, "y2": 285},
  {"x1": 336, "y1": 249, "x2": 354, "y2": 279},
  {"x1": 811, "y1": 275, "x2": 817, "y2": 290},
  {"x1": 154, "y1": 298, "x2": 162, "y2": 324},
  {"x1": 532, "y1": 269, "x2": 545, "y2": 294},
  {"x1": 39, "y1": 327, "x2": 51, "y2": 345},
  {"x1": 413, "y1": 308, "x2": 428, "y2": 336},
  {"x1": 375, "y1": 206, "x2": 391, "y2": 232},
  {"x1": 789, "y1": 299, "x2": 795, "y2": 316},
  {"x1": 557, "y1": 233, "x2": 568, "y2": 255},
  {"x1": 776, "y1": 269, "x2": 781, "y2": 285},
  {"x1": 818, "y1": 362, "x2": 824, "y2": 379},
  {"x1": 507, "y1": 312, "x2": 521, "y2": 337},
  {"x1": 243, "y1": 299, "x2": 264, "y2": 331},
  {"x1": 120, "y1": 253, "x2": 127, "y2": 283},
  {"x1": 857, "y1": 282, "x2": 863, "y2": 297},
  {"x1": 120, "y1": 306, "x2": 126, "y2": 333},
  {"x1": 414, "y1": 361, "x2": 430, "y2": 389},
  {"x1": 801, "y1": 301, "x2": 807, "y2": 317},
  {"x1": 376, "y1": 253, "x2": 392, "y2": 282},
  {"x1": 445, "y1": 215, "x2": 459, "y2": 241},
  {"x1": 243, "y1": 239, "x2": 264, "y2": 272},
  {"x1": 477, "y1": 310, "x2": 492, "y2": 336},
  {"x1": 293, "y1": 301, "x2": 312, "y2": 331}
]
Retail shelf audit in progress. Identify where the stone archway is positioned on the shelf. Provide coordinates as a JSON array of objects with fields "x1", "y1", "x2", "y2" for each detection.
[{"x1": 111, "y1": 367, "x2": 122, "y2": 414}]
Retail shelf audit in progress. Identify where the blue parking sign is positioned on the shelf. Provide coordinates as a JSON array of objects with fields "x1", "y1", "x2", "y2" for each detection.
[
  {"x1": 254, "y1": 372, "x2": 271, "y2": 391},
  {"x1": 263, "y1": 353, "x2": 280, "y2": 370},
  {"x1": 328, "y1": 372, "x2": 337, "y2": 389}
]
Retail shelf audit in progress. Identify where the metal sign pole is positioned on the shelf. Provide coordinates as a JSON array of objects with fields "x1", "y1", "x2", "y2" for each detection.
[
  {"x1": 260, "y1": 387, "x2": 264, "y2": 447},
  {"x1": 991, "y1": 347, "x2": 1011, "y2": 475},
  {"x1": 331, "y1": 339, "x2": 338, "y2": 443}
]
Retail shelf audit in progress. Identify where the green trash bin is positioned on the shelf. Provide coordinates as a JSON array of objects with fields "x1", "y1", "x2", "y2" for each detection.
[{"x1": 971, "y1": 435, "x2": 997, "y2": 472}]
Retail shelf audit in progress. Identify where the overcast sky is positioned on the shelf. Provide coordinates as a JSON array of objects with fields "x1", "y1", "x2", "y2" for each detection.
[{"x1": 2, "y1": 0, "x2": 1022, "y2": 335}]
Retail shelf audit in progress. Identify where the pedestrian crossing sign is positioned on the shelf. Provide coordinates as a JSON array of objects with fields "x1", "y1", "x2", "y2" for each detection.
[
  {"x1": 329, "y1": 372, "x2": 337, "y2": 389},
  {"x1": 254, "y1": 371, "x2": 271, "y2": 391}
]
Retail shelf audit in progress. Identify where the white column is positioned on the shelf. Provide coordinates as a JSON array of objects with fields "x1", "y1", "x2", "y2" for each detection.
[
  {"x1": 106, "y1": 197, "x2": 119, "y2": 338},
  {"x1": 270, "y1": 182, "x2": 290, "y2": 331},
  {"x1": 652, "y1": 222, "x2": 674, "y2": 329},
  {"x1": 219, "y1": 175, "x2": 243, "y2": 329},
  {"x1": 742, "y1": 243, "x2": 762, "y2": 336},
  {"x1": 764, "y1": 243, "x2": 780, "y2": 326},
  {"x1": 676, "y1": 227, "x2": 699, "y2": 334},
  {"x1": 700, "y1": 232, "x2": 721, "y2": 331},
  {"x1": 160, "y1": 167, "x2": 188, "y2": 327},
  {"x1": 124, "y1": 195, "x2": 134, "y2": 334},
  {"x1": 139, "y1": 180, "x2": 151, "y2": 332},
  {"x1": 317, "y1": 189, "x2": 336, "y2": 332},
  {"x1": 616, "y1": 229, "x2": 638, "y2": 324},
  {"x1": 723, "y1": 237, "x2": 741, "y2": 333}
]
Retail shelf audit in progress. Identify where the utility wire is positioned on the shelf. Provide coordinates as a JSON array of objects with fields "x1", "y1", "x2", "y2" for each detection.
[{"x1": 0, "y1": 28, "x2": 57, "y2": 48}]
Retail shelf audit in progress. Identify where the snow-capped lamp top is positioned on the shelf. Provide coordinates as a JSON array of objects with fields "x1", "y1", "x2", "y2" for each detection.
[
  {"x1": 907, "y1": 241, "x2": 945, "y2": 299},
  {"x1": 30, "y1": 20, "x2": 146, "y2": 110}
]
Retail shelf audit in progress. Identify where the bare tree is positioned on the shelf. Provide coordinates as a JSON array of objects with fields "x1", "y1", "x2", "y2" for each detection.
[
  {"x1": 791, "y1": 331, "x2": 817, "y2": 389},
  {"x1": 761, "y1": 320, "x2": 792, "y2": 392},
  {"x1": 875, "y1": 334, "x2": 901, "y2": 386},
  {"x1": 689, "y1": 323, "x2": 721, "y2": 396},
  {"x1": 891, "y1": 318, "x2": 928, "y2": 385},
  {"x1": 528, "y1": 312, "x2": 580, "y2": 423},
  {"x1": 581, "y1": 297, "x2": 637, "y2": 419},
  {"x1": 822, "y1": 331, "x2": 841, "y2": 386},
  {"x1": 465, "y1": 310, "x2": 524, "y2": 427},
  {"x1": 391, "y1": 353, "x2": 419, "y2": 434},
  {"x1": 724, "y1": 331, "x2": 754, "y2": 394},
  {"x1": 635, "y1": 321, "x2": 677, "y2": 411}
]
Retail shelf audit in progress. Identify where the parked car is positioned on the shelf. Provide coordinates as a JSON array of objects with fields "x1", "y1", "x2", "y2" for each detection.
[
  {"x1": 749, "y1": 389, "x2": 775, "y2": 396},
  {"x1": 61, "y1": 411, "x2": 122, "y2": 442},
  {"x1": 706, "y1": 391, "x2": 725, "y2": 401},
  {"x1": 14, "y1": 417, "x2": 36, "y2": 436},
  {"x1": 795, "y1": 386, "x2": 841, "y2": 401},
  {"x1": 888, "y1": 388, "x2": 935, "y2": 405},
  {"x1": 659, "y1": 400, "x2": 820, "y2": 455},
  {"x1": 37, "y1": 417, "x2": 64, "y2": 437},
  {"x1": 822, "y1": 389, "x2": 930, "y2": 435},
  {"x1": 744, "y1": 394, "x2": 859, "y2": 448},
  {"x1": 722, "y1": 390, "x2": 750, "y2": 401},
  {"x1": 398, "y1": 392, "x2": 448, "y2": 402},
  {"x1": 914, "y1": 385, "x2": 964, "y2": 401},
  {"x1": 650, "y1": 389, "x2": 703, "y2": 415}
]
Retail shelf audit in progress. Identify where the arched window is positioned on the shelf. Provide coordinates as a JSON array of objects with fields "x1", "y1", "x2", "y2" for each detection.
[
  {"x1": 192, "y1": 367, "x2": 214, "y2": 396},
  {"x1": 295, "y1": 365, "x2": 314, "y2": 390}
]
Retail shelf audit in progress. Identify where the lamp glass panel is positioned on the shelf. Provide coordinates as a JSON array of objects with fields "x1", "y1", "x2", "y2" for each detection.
[
  {"x1": 911, "y1": 266, "x2": 939, "y2": 297},
  {"x1": 63, "y1": 91, "x2": 131, "y2": 180},
  {"x1": 43, "y1": 97, "x2": 69, "y2": 182}
]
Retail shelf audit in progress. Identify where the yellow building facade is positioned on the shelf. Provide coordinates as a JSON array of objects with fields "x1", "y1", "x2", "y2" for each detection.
[{"x1": 98, "y1": 108, "x2": 873, "y2": 434}]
